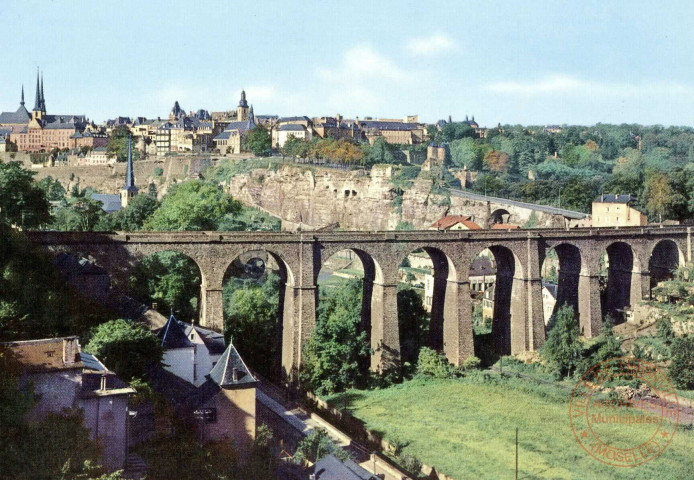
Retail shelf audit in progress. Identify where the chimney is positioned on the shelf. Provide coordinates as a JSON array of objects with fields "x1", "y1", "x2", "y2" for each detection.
[
  {"x1": 232, "y1": 368, "x2": 239, "y2": 382},
  {"x1": 100, "y1": 374, "x2": 107, "y2": 391},
  {"x1": 63, "y1": 337, "x2": 80, "y2": 365}
]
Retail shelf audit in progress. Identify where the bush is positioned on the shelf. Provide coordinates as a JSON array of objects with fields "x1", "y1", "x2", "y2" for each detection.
[
  {"x1": 461, "y1": 356, "x2": 481, "y2": 371},
  {"x1": 153, "y1": 167, "x2": 164, "y2": 177},
  {"x1": 417, "y1": 347, "x2": 456, "y2": 378},
  {"x1": 540, "y1": 305, "x2": 582, "y2": 378},
  {"x1": 669, "y1": 336, "x2": 694, "y2": 389}
]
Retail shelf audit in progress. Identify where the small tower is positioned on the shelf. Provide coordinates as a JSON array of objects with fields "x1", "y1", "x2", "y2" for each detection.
[
  {"x1": 248, "y1": 104, "x2": 255, "y2": 126},
  {"x1": 237, "y1": 90, "x2": 249, "y2": 121},
  {"x1": 120, "y1": 135, "x2": 139, "y2": 208},
  {"x1": 20, "y1": 85, "x2": 25, "y2": 106},
  {"x1": 32, "y1": 69, "x2": 44, "y2": 121}
]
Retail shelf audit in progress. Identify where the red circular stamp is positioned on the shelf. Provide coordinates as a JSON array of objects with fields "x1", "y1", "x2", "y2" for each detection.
[{"x1": 569, "y1": 357, "x2": 680, "y2": 467}]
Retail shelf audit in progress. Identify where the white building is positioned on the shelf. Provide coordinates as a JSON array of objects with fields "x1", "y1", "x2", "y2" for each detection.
[{"x1": 156, "y1": 315, "x2": 226, "y2": 387}]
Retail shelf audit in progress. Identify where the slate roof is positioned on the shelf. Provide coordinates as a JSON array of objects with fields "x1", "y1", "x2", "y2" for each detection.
[
  {"x1": 44, "y1": 121, "x2": 78, "y2": 130},
  {"x1": 0, "y1": 127, "x2": 12, "y2": 137},
  {"x1": 312, "y1": 454, "x2": 377, "y2": 480},
  {"x1": 184, "y1": 324, "x2": 226, "y2": 355},
  {"x1": 359, "y1": 120, "x2": 421, "y2": 131},
  {"x1": 157, "y1": 315, "x2": 194, "y2": 350},
  {"x1": 277, "y1": 116, "x2": 311, "y2": 123},
  {"x1": 208, "y1": 342, "x2": 257, "y2": 389},
  {"x1": 278, "y1": 124, "x2": 305, "y2": 132},
  {"x1": 542, "y1": 282, "x2": 558, "y2": 299},
  {"x1": 0, "y1": 105, "x2": 31, "y2": 124},
  {"x1": 471, "y1": 257, "x2": 494, "y2": 276},
  {"x1": 90, "y1": 194, "x2": 122, "y2": 213},
  {"x1": 594, "y1": 194, "x2": 637, "y2": 204},
  {"x1": 1, "y1": 337, "x2": 83, "y2": 373}
]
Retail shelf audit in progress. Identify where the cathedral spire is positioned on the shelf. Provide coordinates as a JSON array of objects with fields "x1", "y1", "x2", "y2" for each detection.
[
  {"x1": 20, "y1": 85, "x2": 25, "y2": 106},
  {"x1": 40, "y1": 72, "x2": 45, "y2": 112},
  {"x1": 33, "y1": 68, "x2": 41, "y2": 111},
  {"x1": 125, "y1": 135, "x2": 136, "y2": 190},
  {"x1": 249, "y1": 104, "x2": 255, "y2": 125}
]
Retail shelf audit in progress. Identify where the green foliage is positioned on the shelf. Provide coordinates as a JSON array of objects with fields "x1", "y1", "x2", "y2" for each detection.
[
  {"x1": 656, "y1": 317, "x2": 676, "y2": 344},
  {"x1": 416, "y1": 347, "x2": 456, "y2": 378},
  {"x1": 0, "y1": 409, "x2": 102, "y2": 480},
  {"x1": 153, "y1": 167, "x2": 164, "y2": 177},
  {"x1": 669, "y1": 336, "x2": 694, "y2": 389},
  {"x1": 395, "y1": 220, "x2": 414, "y2": 230},
  {"x1": 223, "y1": 273, "x2": 280, "y2": 379},
  {"x1": 397, "y1": 286, "x2": 429, "y2": 365},
  {"x1": 540, "y1": 305, "x2": 582, "y2": 377},
  {"x1": 144, "y1": 180, "x2": 242, "y2": 230},
  {"x1": 130, "y1": 251, "x2": 201, "y2": 321},
  {"x1": 84, "y1": 319, "x2": 163, "y2": 381},
  {"x1": 217, "y1": 206, "x2": 281, "y2": 232},
  {"x1": 461, "y1": 355, "x2": 482, "y2": 370},
  {"x1": 301, "y1": 280, "x2": 370, "y2": 395},
  {"x1": 243, "y1": 125, "x2": 272, "y2": 156},
  {"x1": 390, "y1": 165, "x2": 421, "y2": 190},
  {"x1": 292, "y1": 428, "x2": 350, "y2": 464},
  {"x1": 449, "y1": 137, "x2": 485, "y2": 170},
  {"x1": 37, "y1": 176, "x2": 67, "y2": 201},
  {"x1": 106, "y1": 126, "x2": 139, "y2": 163},
  {"x1": 97, "y1": 194, "x2": 159, "y2": 231},
  {"x1": 51, "y1": 197, "x2": 105, "y2": 231},
  {"x1": 0, "y1": 227, "x2": 111, "y2": 341},
  {"x1": 136, "y1": 433, "x2": 244, "y2": 480},
  {"x1": 0, "y1": 161, "x2": 51, "y2": 227}
]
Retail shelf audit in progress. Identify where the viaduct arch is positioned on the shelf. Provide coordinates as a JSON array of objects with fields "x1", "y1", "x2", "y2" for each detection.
[{"x1": 26, "y1": 226, "x2": 692, "y2": 384}]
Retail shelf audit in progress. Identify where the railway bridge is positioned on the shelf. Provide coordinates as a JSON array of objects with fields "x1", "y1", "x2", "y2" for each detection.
[{"x1": 27, "y1": 226, "x2": 692, "y2": 382}]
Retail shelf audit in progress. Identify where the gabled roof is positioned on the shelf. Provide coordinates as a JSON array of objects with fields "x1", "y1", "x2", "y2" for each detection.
[
  {"x1": 157, "y1": 314, "x2": 194, "y2": 350},
  {"x1": 542, "y1": 282, "x2": 558, "y2": 299},
  {"x1": 184, "y1": 324, "x2": 226, "y2": 355},
  {"x1": 277, "y1": 116, "x2": 311, "y2": 123},
  {"x1": 278, "y1": 124, "x2": 305, "y2": 132},
  {"x1": 90, "y1": 194, "x2": 121, "y2": 213},
  {"x1": 594, "y1": 194, "x2": 637, "y2": 204},
  {"x1": 207, "y1": 342, "x2": 256, "y2": 389},
  {"x1": 431, "y1": 215, "x2": 481, "y2": 230},
  {"x1": 0, "y1": 104, "x2": 31, "y2": 124}
]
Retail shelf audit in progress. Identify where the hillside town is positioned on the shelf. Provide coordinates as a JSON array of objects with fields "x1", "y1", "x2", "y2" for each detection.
[{"x1": 2, "y1": 3, "x2": 694, "y2": 480}]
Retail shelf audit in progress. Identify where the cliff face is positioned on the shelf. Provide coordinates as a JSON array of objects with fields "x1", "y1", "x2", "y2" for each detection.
[{"x1": 226, "y1": 165, "x2": 457, "y2": 230}]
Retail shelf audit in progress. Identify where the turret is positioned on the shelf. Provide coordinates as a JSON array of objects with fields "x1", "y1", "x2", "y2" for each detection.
[{"x1": 120, "y1": 135, "x2": 139, "y2": 208}]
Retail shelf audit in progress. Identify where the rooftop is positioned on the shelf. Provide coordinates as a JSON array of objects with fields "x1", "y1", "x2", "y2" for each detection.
[
  {"x1": 0, "y1": 337, "x2": 83, "y2": 373},
  {"x1": 594, "y1": 193, "x2": 637, "y2": 204},
  {"x1": 431, "y1": 215, "x2": 481, "y2": 230}
]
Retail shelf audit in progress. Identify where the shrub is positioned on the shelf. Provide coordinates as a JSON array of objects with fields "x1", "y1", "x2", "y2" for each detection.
[
  {"x1": 461, "y1": 356, "x2": 482, "y2": 371},
  {"x1": 153, "y1": 167, "x2": 164, "y2": 177},
  {"x1": 417, "y1": 347, "x2": 456, "y2": 378},
  {"x1": 669, "y1": 336, "x2": 694, "y2": 389},
  {"x1": 540, "y1": 305, "x2": 582, "y2": 378}
]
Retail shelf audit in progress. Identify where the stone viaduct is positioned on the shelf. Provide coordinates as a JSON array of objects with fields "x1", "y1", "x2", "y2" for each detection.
[{"x1": 27, "y1": 226, "x2": 692, "y2": 383}]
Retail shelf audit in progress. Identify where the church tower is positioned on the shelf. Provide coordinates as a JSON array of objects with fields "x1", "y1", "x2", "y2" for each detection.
[
  {"x1": 32, "y1": 69, "x2": 45, "y2": 121},
  {"x1": 120, "y1": 135, "x2": 139, "y2": 208},
  {"x1": 237, "y1": 90, "x2": 249, "y2": 121}
]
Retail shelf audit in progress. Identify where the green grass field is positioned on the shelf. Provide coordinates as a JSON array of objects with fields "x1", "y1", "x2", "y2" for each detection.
[{"x1": 327, "y1": 374, "x2": 694, "y2": 480}]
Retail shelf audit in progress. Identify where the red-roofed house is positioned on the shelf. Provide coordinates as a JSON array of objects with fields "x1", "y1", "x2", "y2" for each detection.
[{"x1": 430, "y1": 215, "x2": 481, "y2": 230}]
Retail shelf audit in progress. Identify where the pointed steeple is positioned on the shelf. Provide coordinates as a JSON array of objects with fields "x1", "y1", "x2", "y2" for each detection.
[
  {"x1": 125, "y1": 135, "x2": 136, "y2": 190},
  {"x1": 239, "y1": 89, "x2": 248, "y2": 107},
  {"x1": 40, "y1": 72, "x2": 45, "y2": 112},
  {"x1": 20, "y1": 85, "x2": 25, "y2": 106},
  {"x1": 248, "y1": 104, "x2": 255, "y2": 125},
  {"x1": 33, "y1": 69, "x2": 41, "y2": 111}
]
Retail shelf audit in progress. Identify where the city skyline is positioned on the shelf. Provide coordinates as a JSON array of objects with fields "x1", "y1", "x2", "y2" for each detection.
[{"x1": 2, "y1": 1, "x2": 694, "y2": 126}]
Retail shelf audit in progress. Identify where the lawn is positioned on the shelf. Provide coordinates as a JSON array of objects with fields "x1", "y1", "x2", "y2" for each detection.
[{"x1": 327, "y1": 373, "x2": 694, "y2": 480}]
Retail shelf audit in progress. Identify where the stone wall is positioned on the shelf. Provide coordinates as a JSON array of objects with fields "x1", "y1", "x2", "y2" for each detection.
[{"x1": 225, "y1": 164, "x2": 560, "y2": 231}]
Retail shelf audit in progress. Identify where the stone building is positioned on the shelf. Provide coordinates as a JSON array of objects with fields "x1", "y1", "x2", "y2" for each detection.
[
  {"x1": 5, "y1": 71, "x2": 88, "y2": 152},
  {"x1": 359, "y1": 119, "x2": 425, "y2": 145},
  {"x1": 430, "y1": 215, "x2": 481, "y2": 230},
  {"x1": 592, "y1": 194, "x2": 647, "y2": 227},
  {"x1": 213, "y1": 105, "x2": 256, "y2": 154},
  {"x1": 2, "y1": 337, "x2": 134, "y2": 471}
]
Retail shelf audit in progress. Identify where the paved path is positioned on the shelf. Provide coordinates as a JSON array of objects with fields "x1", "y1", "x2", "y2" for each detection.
[{"x1": 257, "y1": 387, "x2": 409, "y2": 479}]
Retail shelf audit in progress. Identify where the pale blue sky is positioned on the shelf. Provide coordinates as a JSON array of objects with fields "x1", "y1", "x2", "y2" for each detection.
[{"x1": 2, "y1": 1, "x2": 693, "y2": 126}]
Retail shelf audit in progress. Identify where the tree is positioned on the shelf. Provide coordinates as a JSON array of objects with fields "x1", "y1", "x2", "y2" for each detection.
[
  {"x1": 416, "y1": 347, "x2": 456, "y2": 378},
  {"x1": 540, "y1": 305, "x2": 583, "y2": 377},
  {"x1": 224, "y1": 274, "x2": 280, "y2": 379},
  {"x1": 397, "y1": 286, "x2": 429, "y2": 365},
  {"x1": 51, "y1": 197, "x2": 105, "y2": 231},
  {"x1": 130, "y1": 251, "x2": 201, "y2": 322},
  {"x1": 85, "y1": 319, "x2": 162, "y2": 381},
  {"x1": 292, "y1": 428, "x2": 350, "y2": 464},
  {"x1": 301, "y1": 280, "x2": 370, "y2": 395},
  {"x1": 483, "y1": 151, "x2": 510, "y2": 173},
  {"x1": 144, "y1": 180, "x2": 242, "y2": 231},
  {"x1": 243, "y1": 125, "x2": 272, "y2": 156},
  {"x1": 106, "y1": 126, "x2": 139, "y2": 163},
  {"x1": 643, "y1": 171, "x2": 676, "y2": 222},
  {"x1": 669, "y1": 336, "x2": 694, "y2": 389},
  {"x1": 0, "y1": 161, "x2": 51, "y2": 228},
  {"x1": 97, "y1": 194, "x2": 158, "y2": 231},
  {"x1": 37, "y1": 176, "x2": 67, "y2": 201}
]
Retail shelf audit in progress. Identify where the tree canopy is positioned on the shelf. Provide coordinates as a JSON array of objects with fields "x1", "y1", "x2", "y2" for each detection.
[{"x1": 0, "y1": 161, "x2": 50, "y2": 228}]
